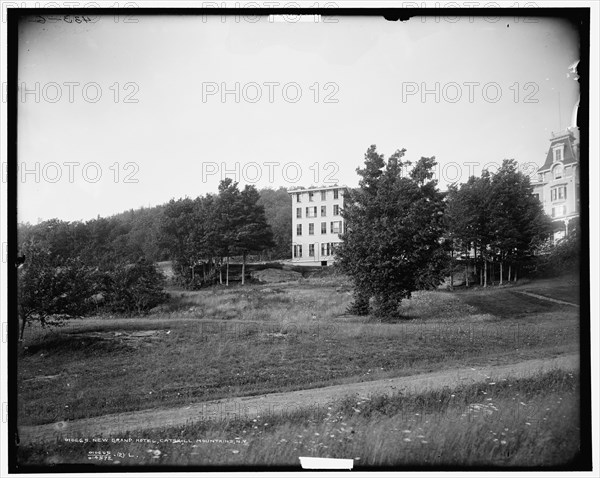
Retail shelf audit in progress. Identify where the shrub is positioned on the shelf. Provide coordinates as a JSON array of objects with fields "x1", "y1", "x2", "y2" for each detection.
[
  {"x1": 17, "y1": 243, "x2": 101, "y2": 339},
  {"x1": 532, "y1": 221, "x2": 580, "y2": 277},
  {"x1": 105, "y1": 259, "x2": 168, "y2": 315}
]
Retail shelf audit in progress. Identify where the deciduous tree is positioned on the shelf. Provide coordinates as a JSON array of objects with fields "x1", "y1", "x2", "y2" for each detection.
[{"x1": 17, "y1": 243, "x2": 100, "y2": 339}]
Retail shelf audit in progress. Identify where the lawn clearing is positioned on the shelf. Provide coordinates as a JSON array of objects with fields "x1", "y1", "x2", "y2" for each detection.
[
  {"x1": 18, "y1": 275, "x2": 579, "y2": 428},
  {"x1": 517, "y1": 276, "x2": 580, "y2": 305},
  {"x1": 452, "y1": 287, "x2": 577, "y2": 318}
]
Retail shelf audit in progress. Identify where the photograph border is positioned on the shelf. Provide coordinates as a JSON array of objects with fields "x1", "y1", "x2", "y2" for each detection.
[{"x1": 5, "y1": 5, "x2": 593, "y2": 473}]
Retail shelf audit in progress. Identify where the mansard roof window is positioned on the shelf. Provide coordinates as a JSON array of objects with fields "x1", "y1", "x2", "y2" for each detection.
[{"x1": 553, "y1": 145, "x2": 564, "y2": 162}]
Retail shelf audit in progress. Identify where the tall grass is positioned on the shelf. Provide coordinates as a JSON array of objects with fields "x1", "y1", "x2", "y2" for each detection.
[{"x1": 18, "y1": 371, "x2": 580, "y2": 468}]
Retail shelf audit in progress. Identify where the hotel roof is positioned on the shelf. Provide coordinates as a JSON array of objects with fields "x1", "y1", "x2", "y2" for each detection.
[
  {"x1": 537, "y1": 129, "x2": 579, "y2": 173},
  {"x1": 287, "y1": 185, "x2": 349, "y2": 194}
]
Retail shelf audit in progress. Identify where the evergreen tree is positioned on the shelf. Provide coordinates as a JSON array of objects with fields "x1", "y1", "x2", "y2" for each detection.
[
  {"x1": 257, "y1": 187, "x2": 292, "y2": 260},
  {"x1": 233, "y1": 185, "x2": 275, "y2": 284},
  {"x1": 446, "y1": 160, "x2": 553, "y2": 286},
  {"x1": 488, "y1": 160, "x2": 553, "y2": 283},
  {"x1": 159, "y1": 197, "x2": 199, "y2": 285},
  {"x1": 337, "y1": 145, "x2": 447, "y2": 320},
  {"x1": 214, "y1": 179, "x2": 243, "y2": 285}
]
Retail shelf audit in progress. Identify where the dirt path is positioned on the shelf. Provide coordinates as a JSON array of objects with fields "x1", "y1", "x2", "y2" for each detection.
[
  {"x1": 513, "y1": 290, "x2": 579, "y2": 307},
  {"x1": 18, "y1": 353, "x2": 579, "y2": 445}
]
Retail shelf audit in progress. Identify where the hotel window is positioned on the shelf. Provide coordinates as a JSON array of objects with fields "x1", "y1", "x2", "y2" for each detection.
[
  {"x1": 321, "y1": 243, "x2": 327, "y2": 256},
  {"x1": 552, "y1": 205, "x2": 566, "y2": 218},
  {"x1": 309, "y1": 223, "x2": 314, "y2": 235},
  {"x1": 321, "y1": 190, "x2": 326, "y2": 200},
  {"x1": 321, "y1": 222, "x2": 326, "y2": 234},
  {"x1": 333, "y1": 189, "x2": 339, "y2": 199},
  {"x1": 309, "y1": 244, "x2": 315, "y2": 257},
  {"x1": 333, "y1": 205, "x2": 340, "y2": 216},
  {"x1": 306, "y1": 206, "x2": 317, "y2": 218},
  {"x1": 296, "y1": 224, "x2": 302, "y2": 236},
  {"x1": 296, "y1": 207, "x2": 302, "y2": 219},
  {"x1": 553, "y1": 164, "x2": 563, "y2": 180},
  {"x1": 551, "y1": 186, "x2": 567, "y2": 201},
  {"x1": 330, "y1": 221, "x2": 342, "y2": 234},
  {"x1": 321, "y1": 206, "x2": 326, "y2": 217},
  {"x1": 296, "y1": 192, "x2": 301, "y2": 203},
  {"x1": 294, "y1": 245, "x2": 303, "y2": 258},
  {"x1": 309, "y1": 191, "x2": 314, "y2": 202}
]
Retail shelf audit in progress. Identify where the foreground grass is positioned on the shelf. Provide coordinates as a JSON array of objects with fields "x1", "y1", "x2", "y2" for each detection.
[
  {"x1": 18, "y1": 370, "x2": 581, "y2": 468},
  {"x1": 18, "y1": 275, "x2": 579, "y2": 426}
]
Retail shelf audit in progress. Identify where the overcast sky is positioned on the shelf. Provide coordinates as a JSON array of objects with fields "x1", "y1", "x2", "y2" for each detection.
[{"x1": 17, "y1": 13, "x2": 580, "y2": 224}]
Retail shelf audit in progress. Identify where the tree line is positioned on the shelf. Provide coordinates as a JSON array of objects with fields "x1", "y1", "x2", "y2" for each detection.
[
  {"x1": 337, "y1": 145, "x2": 556, "y2": 320},
  {"x1": 17, "y1": 145, "x2": 566, "y2": 329},
  {"x1": 17, "y1": 185, "x2": 291, "y2": 268},
  {"x1": 16, "y1": 180, "x2": 285, "y2": 337},
  {"x1": 17, "y1": 243, "x2": 167, "y2": 339},
  {"x1": 444, "y1": 160, "x2": 555, "y2": 287},
  {"x1": 159, "y1": 179, "x2": 274, "y2": 288}
]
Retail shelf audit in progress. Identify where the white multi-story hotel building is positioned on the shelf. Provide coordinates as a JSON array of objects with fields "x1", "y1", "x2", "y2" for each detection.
[
  {"x1": 288, "y1": 186, "x2": 347, "y2": 266},
  {"x1": 531, "y1": 128, "x2": 580, "y2": 240}
]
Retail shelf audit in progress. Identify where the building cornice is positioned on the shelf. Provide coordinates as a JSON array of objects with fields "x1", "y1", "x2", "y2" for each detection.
[{"x1": 287, "y1": 185, "x2": 349, "y2": 194}]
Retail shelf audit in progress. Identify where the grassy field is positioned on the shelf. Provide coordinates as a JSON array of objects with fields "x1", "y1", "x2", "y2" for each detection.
[
  {"x1": 18, "y1": 370, "x2": 581, "y2": 467},
  {"x1": 17, "y1": 274, "x2": 580, "y2": 430},
  {"x1": 519, "y1": 276, "x2": 581, "y2": 305}
]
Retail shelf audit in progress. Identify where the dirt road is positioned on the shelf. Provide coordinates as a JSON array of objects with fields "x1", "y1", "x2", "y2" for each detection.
[{"x1": 18, "y1": 353, "x2": 579, "y2": 444}]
